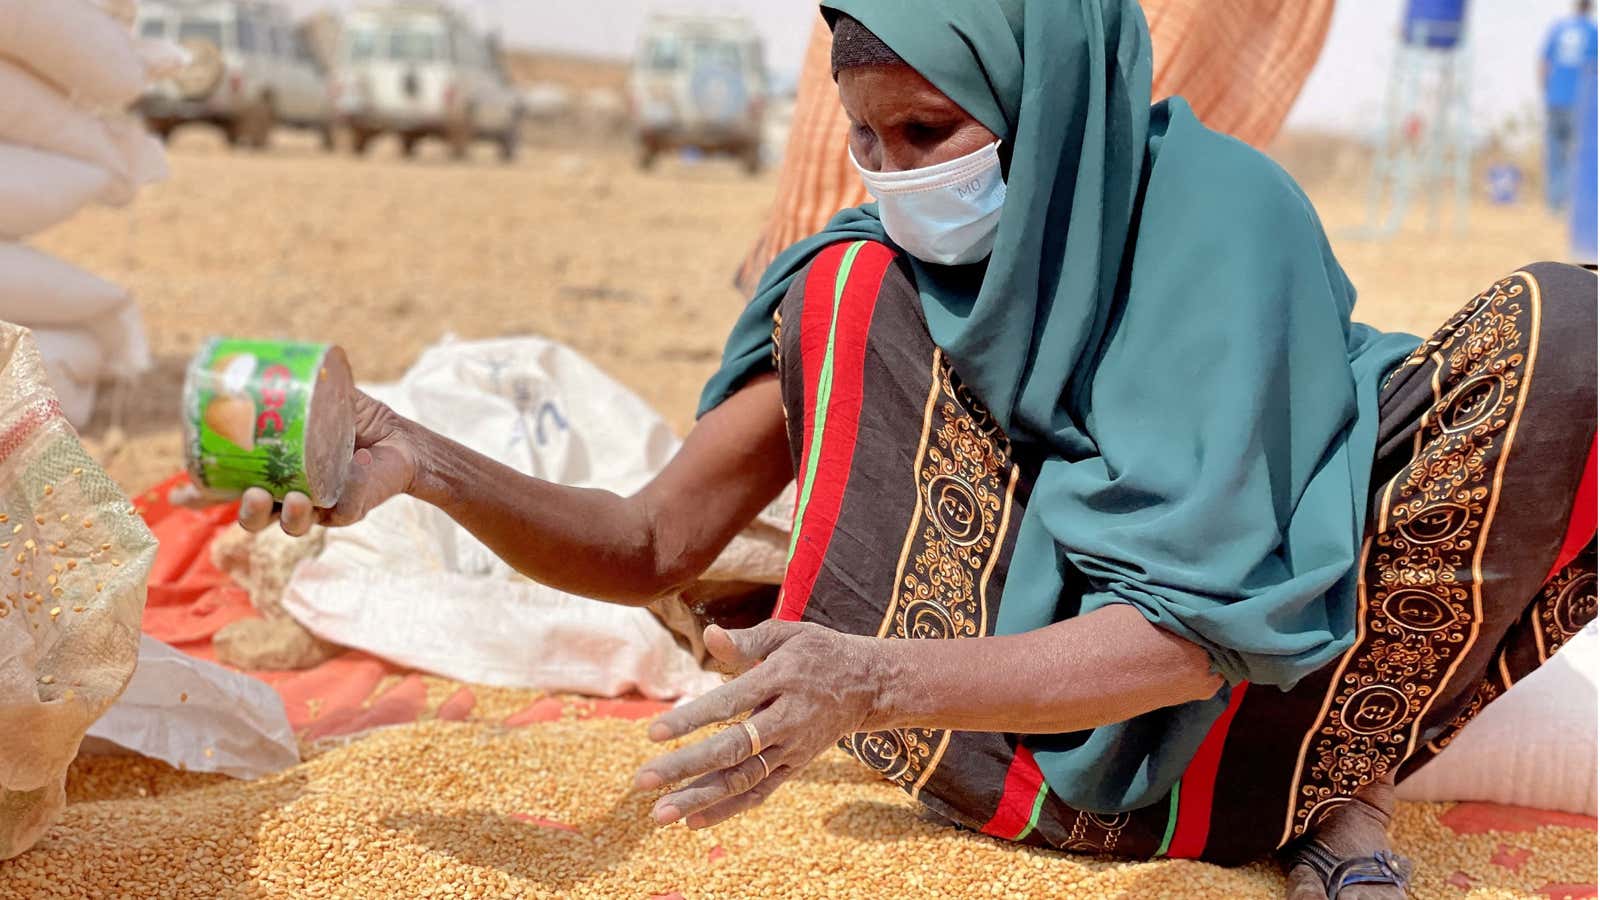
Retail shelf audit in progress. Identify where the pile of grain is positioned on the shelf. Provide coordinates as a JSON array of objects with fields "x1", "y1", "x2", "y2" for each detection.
[{"x1": 5, "y1": 715, "x2": 1592, "y2": 899}]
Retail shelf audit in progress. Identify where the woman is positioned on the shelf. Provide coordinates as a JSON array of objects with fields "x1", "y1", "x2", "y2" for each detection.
[{"x1": 243, "y1": 3, "x2": 1598, "y2": 897}]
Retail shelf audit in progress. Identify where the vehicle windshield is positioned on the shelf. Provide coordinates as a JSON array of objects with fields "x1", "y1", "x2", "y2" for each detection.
[
  {"x1": 387, "y1": 28, "x2": 445, "y2": 63},
  {"x1": 643, "y1": 32, "x2": 749, "y2": 72},
  {"x1": 688, "y1": 40, "x2": 745, "y2": 70},
  {"x1": 346, "y1": 25, "x2": 446, "y2": 63},
  {"x1": 643, "y1": 35, "x2": 681, "y2": 70},
  {"x1": 346, "y1": 25, "x2": 380, "y2": 61},
  {"x1": 177, "y1": 17, "x2": 227, "y2": 48}
]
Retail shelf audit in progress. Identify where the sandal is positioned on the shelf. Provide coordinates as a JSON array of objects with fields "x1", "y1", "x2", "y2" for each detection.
[{"x1": 1291, "y1": 839, "x2": 1414, "y2": 898}]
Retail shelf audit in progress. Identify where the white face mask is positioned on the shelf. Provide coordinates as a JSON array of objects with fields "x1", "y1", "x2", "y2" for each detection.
[{"x1": 851, "y1": 141, "x2": 1007, "y2": 266}]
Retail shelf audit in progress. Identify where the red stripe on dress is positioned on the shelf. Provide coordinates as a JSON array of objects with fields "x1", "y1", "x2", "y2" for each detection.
[
  {"x1": 775, "y1": 242, "x2": 895, "y2": 622},
  {"x1": 980, "y1": 744, "x2": 1046, "y2": 839},
  {"x1": 1165, "y1": 681, "x2": 1251, "y2": 859},
  {"x1": 1547, "y1": 436, "x2": 1598, "y2": 581}
]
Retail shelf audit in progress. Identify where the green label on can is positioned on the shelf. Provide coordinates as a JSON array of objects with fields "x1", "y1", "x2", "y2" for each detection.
[{"x1": 185, "y1": 338, "x2": 328, "y2": 499}]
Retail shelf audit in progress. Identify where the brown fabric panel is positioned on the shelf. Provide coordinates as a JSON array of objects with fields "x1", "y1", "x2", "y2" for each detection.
[{"x1": 1208, "y1": 264, "x2": 1599, "y2": 861}]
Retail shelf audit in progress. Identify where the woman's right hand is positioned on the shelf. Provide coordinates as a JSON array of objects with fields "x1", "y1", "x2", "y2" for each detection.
[{"x1": 235, "y1": 390, "x2": 419, "y2": 536}]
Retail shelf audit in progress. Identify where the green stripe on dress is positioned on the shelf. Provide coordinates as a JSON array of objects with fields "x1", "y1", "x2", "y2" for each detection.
[
  {"x1": 786, "y1": 240, "x2": 868, "y2": 561},
  {"x1": 1013, "y1": 781, "x2": 1051, "y2": 841},
  {"x1": 1154, "y1": 782, "x2": 1182, "y2": 857}
]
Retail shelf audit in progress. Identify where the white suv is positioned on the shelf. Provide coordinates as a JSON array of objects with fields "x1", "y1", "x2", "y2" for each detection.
[
  {"x1": 334, "y1": 4, "x2": 522, "y2": 161},
  {"x1": 630, "y1": 15, "x2": 769, "y2": 174},
  {"x1": 137, "y1": 0, "x2": 335, "y2": 149}
]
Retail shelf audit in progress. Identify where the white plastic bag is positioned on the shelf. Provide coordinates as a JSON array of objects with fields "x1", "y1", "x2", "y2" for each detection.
[
  {"x1": 81, "y1": 636, "x2": 299, "y2": 780},
  {"x1": 0, "y1": 0, "x2": 146, "y2": 109},
  {"x1": 0, "y1": 146, "x2": 114, "y2": 240},
  {"x1": 1397, "y1": 622, "x2": 1598, "y2": 815},
  {"x1": 0, "y1": 322, "x2": 155, "y2": 860},
  {"x1": 280, "y1": 337, "x2": 721, "y2": 699}
]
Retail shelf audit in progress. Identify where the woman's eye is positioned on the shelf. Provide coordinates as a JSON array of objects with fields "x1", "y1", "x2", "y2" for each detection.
[{"x1": 904, "y1": 123, "x2": 947, "y2": 145}]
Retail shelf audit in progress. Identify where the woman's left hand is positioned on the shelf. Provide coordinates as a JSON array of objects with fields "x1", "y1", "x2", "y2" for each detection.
[{"x1": 634, "y1": 620, "x2": 896, "y2": 829}]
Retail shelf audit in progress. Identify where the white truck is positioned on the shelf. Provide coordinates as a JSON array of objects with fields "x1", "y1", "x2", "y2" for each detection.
[
  {"x1": 629, "y1": 14, "x2": 769, "y2": 174},
  {"x1": 136, "y1": 0, "x2": 335, "y2": 149},
  {"x1": 333, "y1": 3, "x2": 523, "y2": 161}
]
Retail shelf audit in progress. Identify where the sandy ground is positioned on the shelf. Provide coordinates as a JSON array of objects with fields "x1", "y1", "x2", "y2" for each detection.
[{"x1": 34, "y1": 128, "x2": 1570, "y2": 496}]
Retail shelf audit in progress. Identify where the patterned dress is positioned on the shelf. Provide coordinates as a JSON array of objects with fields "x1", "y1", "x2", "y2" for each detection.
[{"x1": 764, "y1": 241, "x2": 1597, "y2": 863}]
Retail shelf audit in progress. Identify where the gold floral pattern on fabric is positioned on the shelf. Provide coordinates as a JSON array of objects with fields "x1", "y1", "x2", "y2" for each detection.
[
  {"x1": 1540, "y1": 565, "x2": 1597, "y2": 656},
  {"x1": 771, "y1": 310, "x2": 783, "y2": 372},
  {"x1": 1066, "y1": 811, "x2": 1132, "y2": 854},
  {"x1": 1282, "y1": 274, "x2": 1539, "y2": 843},
  {"x1": 844, "y1": 350, "x2": 1020, "y2": 799},
  {"x1": 1427, "y1": 555, "x2": 1595, "y2": 756}
]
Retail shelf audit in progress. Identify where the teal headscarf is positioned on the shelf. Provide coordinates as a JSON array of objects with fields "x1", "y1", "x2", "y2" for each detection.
[{"x1": 700, "y1": 0, "x2": 1419, "y2": 813}]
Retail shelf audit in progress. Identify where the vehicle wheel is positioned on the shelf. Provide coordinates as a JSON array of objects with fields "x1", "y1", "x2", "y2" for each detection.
[
  {"x1": 236, "y1": 97, "x2": 274, "y2": 150},
  {"x1": 400, "y1": 134, "x2": 421, "y2": 158},
  {"x1": 740, "y1": 142, "x2": 763, "y2": 176},
  {"x1": 498, "y1": 119, "x2": 520, "y2": 163},
  {"x1": 637, "y1": 140, "x2": 659, "y2": 171},
  {"x1": 320, "y1": 124, "x2": 337, "y2": 153},
  {"x1": 350, "y1": 128, "x2": 376, "y2": 156},
  {"x1": 446, "y1": 111, "x2": 474, "y2": 161}
]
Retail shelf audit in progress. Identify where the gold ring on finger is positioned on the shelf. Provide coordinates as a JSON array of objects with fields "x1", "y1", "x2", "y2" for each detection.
[
  {"x1": 755, "y1": 752, "x2": 771, "y2": 781},
  {"x1": 741, "y1": 720, "x2": 762, "y2": 757}
]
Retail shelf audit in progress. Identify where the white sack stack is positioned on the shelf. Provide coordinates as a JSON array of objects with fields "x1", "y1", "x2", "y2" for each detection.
[{"x1": 0, "y1": 0, "x2": 180, "y2": 426}]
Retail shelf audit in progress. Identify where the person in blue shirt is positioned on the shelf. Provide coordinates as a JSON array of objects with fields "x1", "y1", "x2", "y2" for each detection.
[{"x1": 1542, "y1": 0, "x2": 1598, "y2": 210}]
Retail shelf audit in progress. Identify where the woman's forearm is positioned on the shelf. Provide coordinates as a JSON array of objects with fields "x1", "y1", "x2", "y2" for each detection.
[
  {"x1": 871, "y1": 605, "x2": 1224, "y2": 735},
  {"x1": 391, "y1": 376, "x2": 793, "y2": 607},
  {"x1": 403, "y1": 419, "x2": 667, "y2": 604}
]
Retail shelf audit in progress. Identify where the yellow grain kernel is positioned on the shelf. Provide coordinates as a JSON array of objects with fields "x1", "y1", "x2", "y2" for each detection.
[
  {"x1": 180, "y1": 692, "x2": 188, "y2": 703},
  {"x1": 71, "y1": 468, "x2": 83, "y2": 477},
  {"x1": 83, "y1": 519, "x2": 95, "y2": 529},
  {"x1": 33, "y1": 515, "x2": 43, "y2": 526},
  {"x1": 48, "y1": 606, "x2": 60, "y2": 619},
  {"x1": 42, "y1": 484, "x2": 52, "y2": 496},
  {"x1": 71, "y1": 606, "x2": 85, "y2": 614},
  {"x1": 38, "y1": 675, "x2": 54, "y2": 685},
  {"x1": 9, "y1": 524, "x2": 19, "y2": 534}
]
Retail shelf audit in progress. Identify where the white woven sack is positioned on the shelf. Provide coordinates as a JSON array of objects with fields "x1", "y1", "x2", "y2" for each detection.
[
  {"x1": 0, "y1": 0, "x2": 145, "y2": 109},
  {"x1": 0, "y1": 145, "x2": 114, "y2": 240},
  {"x1": 1398, "y1": 622, "x2": 1598, "y2": 815},
  {"x1": 281, "y1": 337, "x2": 721, "y2": 700},
  {"x1": 0, "y1": 59, "x2": 165, "y2": 206},
  {"x1": 0, "y1": 241, "x2": 151, "y2": 370}
]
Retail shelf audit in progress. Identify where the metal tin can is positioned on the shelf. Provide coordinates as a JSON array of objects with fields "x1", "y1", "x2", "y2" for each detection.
[{"x1": 182, "y1": 338, "x2": 355, "y2": 507}]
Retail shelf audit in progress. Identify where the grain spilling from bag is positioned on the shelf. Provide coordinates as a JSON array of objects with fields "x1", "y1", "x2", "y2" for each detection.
[{"x1": 0, "y1": 718, "x2": 1590, "y2": 899}]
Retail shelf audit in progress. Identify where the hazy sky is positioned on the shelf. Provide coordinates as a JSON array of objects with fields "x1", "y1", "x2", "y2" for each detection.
[{"x1": 291, "y1": 1, "x2": 1583, "y2": 136}]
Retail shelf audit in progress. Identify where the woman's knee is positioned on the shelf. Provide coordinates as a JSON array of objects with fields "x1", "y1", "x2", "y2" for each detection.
[{"x1": 1521, "y1": 261, "x2": 1597, "y2": 399}]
